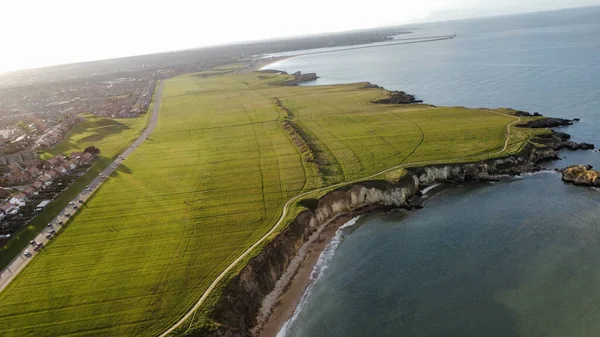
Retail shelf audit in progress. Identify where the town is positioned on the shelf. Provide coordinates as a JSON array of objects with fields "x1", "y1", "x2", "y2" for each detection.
[{"x1": 0, "y1": 148, "x2": 97, "y2": 245}]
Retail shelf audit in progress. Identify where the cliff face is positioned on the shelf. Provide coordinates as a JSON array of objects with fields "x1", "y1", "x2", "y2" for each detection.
[
  {"x1": 197, "y1": 142, "x2": 559, "y2": 337},
  {"x1": 275, "y1": 71, "x2": 318, "y2": 86}
]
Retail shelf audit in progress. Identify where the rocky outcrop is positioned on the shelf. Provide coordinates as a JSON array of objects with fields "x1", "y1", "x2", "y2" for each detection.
[
  {"x1": 198, "y1": 137, "x2": 564, "y2": 337},
  {"x1": 513, "y1": 110, "x2": 543, "y2": 117},
  {"x1": 276, "y1": 71, "x2": 319, "y2": 86},
  {"x1": 561, "y1": 165, "x2": 600, "y2": 187},
  {"x1": 517, "y1": 117, "x2": 575, "y2": 128},
  {"x1": 531, "y1": 132, "x2": 595, "y2": 151},
  {"x1": 361, "y1": 82, "x2": 382, "y2": 89},
  {"x1": 371, "y1": 90, "x2": 423, "y2": 104}
]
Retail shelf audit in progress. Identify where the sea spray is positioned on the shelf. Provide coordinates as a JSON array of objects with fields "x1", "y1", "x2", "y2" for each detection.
[{"x1": 276, "y1": 216, "x2": 361, "y2": 337}]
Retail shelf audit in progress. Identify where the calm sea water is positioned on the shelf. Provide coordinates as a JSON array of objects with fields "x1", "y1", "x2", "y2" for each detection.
[{"x1": 268, "y1": 6, "x2": 600, "y2": 337}]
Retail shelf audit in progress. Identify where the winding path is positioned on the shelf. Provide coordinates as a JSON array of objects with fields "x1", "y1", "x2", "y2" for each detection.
[
  {"x1": 0, "y1": 81, "x2": 163, "y2": 293},
  {"x1": 159, "y1": 110, "x2": 522, "y2": 336}
]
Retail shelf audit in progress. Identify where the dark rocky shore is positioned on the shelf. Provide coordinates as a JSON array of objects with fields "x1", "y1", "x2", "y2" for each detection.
[{"x1": 516, "y1": 117, "x2": 575, "y2": 128}]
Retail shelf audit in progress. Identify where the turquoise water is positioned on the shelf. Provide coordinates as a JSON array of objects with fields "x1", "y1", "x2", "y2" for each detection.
[{"x1": 269, "y1": 6, "x2": 600, "y2": 337}]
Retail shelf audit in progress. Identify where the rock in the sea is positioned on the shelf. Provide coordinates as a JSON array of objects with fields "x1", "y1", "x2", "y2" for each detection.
[
  {"x1": 531, "y1": 131, "x2": 593, "y2": 151},
  {"x1": 517, "y1": 117, "x2": 574, "y2": 128},
  {"x1": 579, "y1": 142, "x2": 595, "y2": 150},
  {"x1": 513, "y1": 110, "x2": 543, "y2": 117},
  {"x1": 561, "y1": 164, "x2": 600, "y2": 187}
]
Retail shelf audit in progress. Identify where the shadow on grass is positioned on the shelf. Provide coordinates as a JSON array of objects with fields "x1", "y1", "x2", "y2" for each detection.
[
  {"x1": 297, "y1": 198, "x2": 319, "y2": 212},
  {"x1": 109, "y1": 164, "x2": 133, "y2": 178}
]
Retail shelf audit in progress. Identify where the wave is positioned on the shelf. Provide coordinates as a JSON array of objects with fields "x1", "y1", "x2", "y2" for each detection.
[
  {"x1": 512, "y1": 170, "x2": 559, "y2": 179},
  {"x1": 421, "y1": 183, "x2": 441, "y2": 195},
  {"x1": 276, "y1": 216, "x2": 361, "y2": 337}
]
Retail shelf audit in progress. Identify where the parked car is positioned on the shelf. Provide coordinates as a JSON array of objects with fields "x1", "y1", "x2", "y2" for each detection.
[
  {"x1": 58, "y1": 221, "x2": 63, "y2": 225},
  {"x1": 30, "y1": 240, "x2": 37, "y2": 246},
  {"x1": 24, "y1": 250, "x2": 32, "y2": 257},
  {"x1": 79, "y1": 200, "x2": 83, "y2": 203},
  {"x1": 45, "y1": 233, "x2": 52, "y2": 239},
  {"x1": 47, "y1": 224, "x2": 53, "y2": 228},
  {"x1": 49, "y1": 229, "x2": 56, "y2": 234},
  {"x1": 33, "y1": 243, "x2": 42, "y2": 251},
  {"x1": 65, "y1": 213, "x2": 70, "y2": 217},
  {"x1": 73, "y1": 206, "x2": 78, "y2": 210}
]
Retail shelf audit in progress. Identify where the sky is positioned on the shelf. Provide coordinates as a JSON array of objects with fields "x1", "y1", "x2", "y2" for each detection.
[{"x1": 1, "y1": 0, "x2": 599, "y2": 73}]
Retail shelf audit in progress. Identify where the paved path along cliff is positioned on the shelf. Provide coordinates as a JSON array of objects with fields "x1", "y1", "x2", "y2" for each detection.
[{"x1": 0, "y1": 81, "x2": 163, "y2": 293}]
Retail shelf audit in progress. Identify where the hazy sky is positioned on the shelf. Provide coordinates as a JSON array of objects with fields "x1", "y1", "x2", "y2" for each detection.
[{"x1": 1, "y1": 0, "x2": 598, "y2": 73}]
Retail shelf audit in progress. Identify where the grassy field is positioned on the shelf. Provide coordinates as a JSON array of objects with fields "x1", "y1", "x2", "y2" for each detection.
[
  {"x1": 0, "y1": 71, "x2": 539, "y2": 336},
  {"x1": 0, "y1": 114, "x2": 149, "y2": 269}
]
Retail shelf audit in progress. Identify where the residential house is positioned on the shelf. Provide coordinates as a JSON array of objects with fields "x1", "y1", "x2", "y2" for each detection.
[
  {"x1": 8, "y1": 163, "x2": 21, "y2": 174},
  {"x1": 81, "y1": 152, "x2": 94, "y2": 164},
  {"x1": 45, "y1": 169, "x2": 60, "y2": 180},
  {"x1": 26, "y1": 167, "x2": 41, "y2": 177},
  {"x1": 32, "y1": 180, "x2": 44, "y2": 190},
  {"x1": 6, "y1": 171, "x2": 29, "y2": 185},
  {"x1": 40, "y1": 175, "x2": 52, "y2": 186},
  {"x1": 23, "y1": 186, "x2": 36, "y2": 197},
  {"x1": 0, "y1": 202, "x2": 15, "y2": 215},
  {"x1": 5, "y1": 153, "x2": 22, "y2": 164},
  {"x1": 45, "y1": 156, "x2": 61, "y2": 168},
  {"x1": 56, "y1": 164, "x2": 67, "y2": 174},
  {"x1": 9, "y1": 192, "x2": 27, "y2": 206},
  {"x1": 70, "y1": 151, "x2": 84, "y2": 165},
  {"x1": 21, "y1": 151, "x2": 37, "y2": 161},
  {"x1": 70, "y1": 151, "x2": 84, "y2": 158},
  {"x1": 66, "y1": 160, "x2": 77, "y2": 170},
  {"x1": 23, "y1": 159, "x2": 42, "y2": 168}
]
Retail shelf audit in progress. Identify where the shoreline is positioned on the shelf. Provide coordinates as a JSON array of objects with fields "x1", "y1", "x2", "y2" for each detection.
[
  {"x1": 252, "y1": 135, "x2": 583, "y2": 336},
  {"x1": 192, "y1": 68, "x2": 590, "y2": 337},
  {"x1": 257, "y1": 213, "x2": 355, "y2": 337}
]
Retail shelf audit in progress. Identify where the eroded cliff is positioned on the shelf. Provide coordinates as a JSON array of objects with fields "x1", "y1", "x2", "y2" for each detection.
[{"x1": 194, "y1": 140, "x2": 563, "y2": 337}]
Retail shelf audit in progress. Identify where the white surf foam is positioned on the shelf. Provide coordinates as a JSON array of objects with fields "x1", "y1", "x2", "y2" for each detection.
[
  {"x1": 421, "y1": 183, "x2": 441, "y2": 195},
  {"x1": 276, "y1": 216, "x2": 361, "y2": 337}
]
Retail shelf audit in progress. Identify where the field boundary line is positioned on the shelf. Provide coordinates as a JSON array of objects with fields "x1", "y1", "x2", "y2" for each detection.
[{"x1": 159, "y1": 110, "x2": 521, "y2": 336}]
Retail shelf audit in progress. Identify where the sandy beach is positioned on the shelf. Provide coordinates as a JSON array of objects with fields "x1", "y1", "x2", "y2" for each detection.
[{"x1": 257, "y1": 213, "x2": 355, "y2": 337}]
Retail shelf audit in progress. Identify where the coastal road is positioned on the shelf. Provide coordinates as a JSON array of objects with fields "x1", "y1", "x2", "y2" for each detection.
[
  {"x1": 0, "y1": 80, "x2": 163, "y2": 293},
  {"x1": 159, "y1": 111, "x2": 522, "y2": 336}
]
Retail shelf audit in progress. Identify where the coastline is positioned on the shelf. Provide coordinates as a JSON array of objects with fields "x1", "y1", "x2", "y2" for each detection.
[
  {"x1": 257, "y1": 213, "x2": 355, "y2": 337},
  {"x1": 248, "y1": 133, "x2": 586, "y2": 337},
  {"x1": 186, "y1": 70, "x2": 590, "y2": 337}
]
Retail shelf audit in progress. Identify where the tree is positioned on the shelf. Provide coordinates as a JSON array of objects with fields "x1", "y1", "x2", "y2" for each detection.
[{"x1": 84, "y1": 146, "x2": 101, "y2": 156}]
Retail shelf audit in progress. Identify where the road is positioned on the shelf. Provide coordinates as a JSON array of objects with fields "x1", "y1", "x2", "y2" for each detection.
[
  {"x1": 0, "y1": 80, "x2": 163, "y2": 293},
  {"x1": 159, "y1": 112, "x2": 522, "y2": 336}
]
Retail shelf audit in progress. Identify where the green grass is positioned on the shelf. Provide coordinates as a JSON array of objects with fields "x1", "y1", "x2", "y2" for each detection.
[
  {"x1": 211, "y1": 63, "x2": 245, "y2": 71},
  {"x1": 0, "y1": 114, "x2": 149, "y2": 270},
  {"x1": 0, "y1": 71, "x2": 539, "y2": 336}
]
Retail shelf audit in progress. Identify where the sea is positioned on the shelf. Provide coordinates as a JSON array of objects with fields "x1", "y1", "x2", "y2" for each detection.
[{"x1": 265, "y1": 6, "x2": 600, "y2": 337}]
